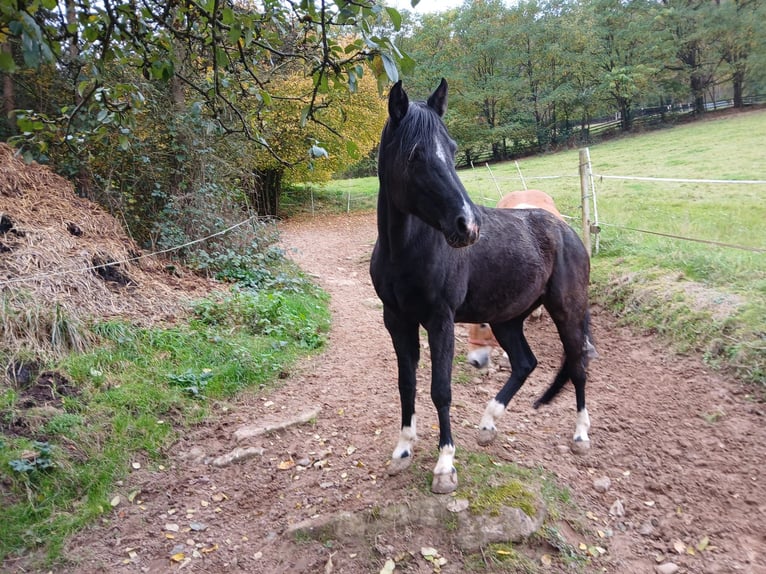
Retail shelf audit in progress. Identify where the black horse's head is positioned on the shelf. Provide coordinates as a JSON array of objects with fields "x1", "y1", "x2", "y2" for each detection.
[{"x1": 378, "y1": 79, "x2": 481, "y2": 248}]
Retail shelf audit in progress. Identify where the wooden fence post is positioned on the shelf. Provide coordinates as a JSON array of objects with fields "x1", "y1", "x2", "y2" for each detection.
[{"x1": 579, "y1": 148, "x2": 592, "y2": 257}]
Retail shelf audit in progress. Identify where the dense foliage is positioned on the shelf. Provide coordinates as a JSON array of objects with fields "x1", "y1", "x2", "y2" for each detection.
[
  {"x1": 394, "y1": 0, "x2": 766, "y2": 163},
  {"x1": 1, "y1": 0, "x2": 764, "y2": 255}
]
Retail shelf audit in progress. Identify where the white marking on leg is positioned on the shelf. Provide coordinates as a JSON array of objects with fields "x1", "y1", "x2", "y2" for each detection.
[
  {"x1": 392, "y1": 414, "x2": 417, "y2": 459},
  {"x1": 574, "y1": 408, "x2": 590, "y2": 442},
  {"x1": 479, "y1": 398, "x2": 506, "y2": 431},
  {"x1": 433, "y1": 444, "x2": 455, "y2": 475}
]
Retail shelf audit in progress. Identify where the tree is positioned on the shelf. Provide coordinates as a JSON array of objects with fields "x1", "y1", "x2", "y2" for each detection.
[
  {"x1": 0, "y1": 0, "x2": 405, "y2": 246},
  {"x1": 587, "y1": 0, "x2": 673, "y2": 130}
]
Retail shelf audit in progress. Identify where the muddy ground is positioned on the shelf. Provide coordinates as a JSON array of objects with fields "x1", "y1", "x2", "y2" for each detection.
[{"x1": 29, "y1": 211, "x2": 766, "y2": 574}]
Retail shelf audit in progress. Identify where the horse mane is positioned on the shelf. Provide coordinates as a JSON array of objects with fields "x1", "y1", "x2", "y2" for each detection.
[{"x1": 381, "y1": 101, "x2": 447, "y2": 161}]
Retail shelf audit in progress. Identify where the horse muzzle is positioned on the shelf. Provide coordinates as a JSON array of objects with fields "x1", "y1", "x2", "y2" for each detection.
[{"x1": 444, "y1": 209, "x2": 481, "y2": 248}]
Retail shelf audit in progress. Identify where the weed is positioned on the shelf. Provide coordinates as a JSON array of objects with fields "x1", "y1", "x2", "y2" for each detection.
[
  {"x1": 167, "y1": 369, "x2": 213, "y2": 398},
  {"x1": 8, "y1": 441, "x2": 55, "y2": 473}
]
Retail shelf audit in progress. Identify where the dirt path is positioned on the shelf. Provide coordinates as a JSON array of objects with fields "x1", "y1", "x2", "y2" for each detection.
[{"x1": 56, "y1": 211, "x2": 765, "y2": 574}]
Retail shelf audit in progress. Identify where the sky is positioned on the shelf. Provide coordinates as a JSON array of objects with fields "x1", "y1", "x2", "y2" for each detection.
[{"x1": 386, "y1": 0, "x2": 464, "y2": 14}]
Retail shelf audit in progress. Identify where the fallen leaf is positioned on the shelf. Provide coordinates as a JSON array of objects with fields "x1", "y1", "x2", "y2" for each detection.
[
  {"x1": 278, "y1": 459, "x2": 295, "y2": 470},
  {"x1": 586, "y1": 511, "x2": 599, "y2": 521},
  {"x1": 686, "y1": 546, "x2": 696, "y2": 556},
  {"x1": 644, "y1": 500, "x2": 655, "y2": 507},
  {"x1": 379, "y1": 558, "x2": 396, "y2": 574},
  {"x1": 496, "y1": 550, "x2": 512, "y2": 556},
  {"x1": 346, "y1": 446, "x2": 357, "y2": 455},
  {"x1": 579, "y1": 543, "x2": 588, "y2": 551},
  {"x1": 165, "y1": 534, "x2": 175, "y2": 540},
  {"x1": 697, "y1": 536, "x2": 710, "y2": 551},
  {"x1": 201, "y1": 544, "x2": 218, "y2": 553},
  {"x1": 127, "y1": 489, "x2": 141, "y2": 503},
  {"x1": 110, "y1": 495, "x2": 121, "y2": 507},
  {"x1": 673, "y1": 540, "x2": 686, "y2": 554},
  {"x1": 421, "y1": 547, "x2": 438, "y2": 558},
  {"x1": 170, "y1": 553, "x2": 185, "y2": 562},
  {"x1": 540, "y1": 554, "x2": 552, "y2": 566},
  {"x1": 211, "y1": 492, "x2": 228, "y2": 502}
]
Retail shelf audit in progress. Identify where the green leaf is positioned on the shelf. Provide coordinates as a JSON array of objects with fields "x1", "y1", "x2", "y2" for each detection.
[
  {"x1": 385, "y1": 7, "x2": 402, "y2": 30},
  {"x1": 380, "y1": 53, "x2": 398, "y2": 83}
]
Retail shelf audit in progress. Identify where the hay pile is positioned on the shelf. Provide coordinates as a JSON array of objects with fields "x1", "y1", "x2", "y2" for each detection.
[{"x1": 0, "y1": 143, "x2": 217, "y2": 356}]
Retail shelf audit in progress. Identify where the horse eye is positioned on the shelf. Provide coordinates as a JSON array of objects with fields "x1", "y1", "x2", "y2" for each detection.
[{"x1": 407, "y1": 146, "x2": 423, "y2": 163}]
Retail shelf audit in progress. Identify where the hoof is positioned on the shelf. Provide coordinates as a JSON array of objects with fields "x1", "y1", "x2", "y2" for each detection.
[
  {"x1": 388, "y1": 455, "x2": 412, "y2": 476},
  {"x1": 431, "y1": 468, "x2": 458, "y2": 494},
  {"x1": 477, "y1": 427, "x2": 497, "y2": 446},
  {"x1": 570, "y1": 439, "x2": 591, "y2": 455}
]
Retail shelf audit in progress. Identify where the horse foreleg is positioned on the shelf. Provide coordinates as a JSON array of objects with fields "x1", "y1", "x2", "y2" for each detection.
[
  {"x1": 478, "y1": 320, "x2": 536, "y2": 446},
  {"x1": 427, "y1": 320, "x2": 458, "y2": 494},
  {"x1": 384, "y1": 309, "x2": 421, "y2": 476}
]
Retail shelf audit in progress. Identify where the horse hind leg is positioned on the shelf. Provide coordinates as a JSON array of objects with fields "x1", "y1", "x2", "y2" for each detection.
[
  {"x1": 477, "y1": 319, "x2": 537, "y2": 446},
  {"x1": 537, "y1": 310, "x2": 591, "y2": 454}
]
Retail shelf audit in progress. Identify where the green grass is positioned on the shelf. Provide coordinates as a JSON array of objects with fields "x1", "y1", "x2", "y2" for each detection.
[
  {"x1": 312, "y1": 108, "x2": 766, "y2": 386},
  {"x1": 0, "y1": 276, "x2": 330, "y2": 565}
]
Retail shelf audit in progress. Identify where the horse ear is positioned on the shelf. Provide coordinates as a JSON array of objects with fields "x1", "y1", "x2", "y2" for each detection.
[
  {"x1": 388, "y1": 80, "x2": 409, "y2": 127},
  {"x1": 427, "y1": 78, "x2": 448, "y2": 117}
]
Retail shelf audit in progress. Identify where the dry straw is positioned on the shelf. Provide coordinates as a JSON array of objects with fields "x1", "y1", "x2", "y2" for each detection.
[{"x1": 0, "y1": 143, "x2": 217, "y2": 359}]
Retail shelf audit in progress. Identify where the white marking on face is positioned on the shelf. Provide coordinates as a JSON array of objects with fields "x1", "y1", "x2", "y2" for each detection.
[
  {"x1": 574, "y1": 408, "x2": 590, "y2": 442},
  {"x1": 433, "y1": 444, "x2": 456, "y2": 475},
  {"x1": 479, "y1": 398, "x2": 506, "y2": 431},
  {"x1": 434, "y1": 137, "x2": 448, "y2": 165},
  {"x1": 392, "y1": 414, "x2": 417, "y2": 459}
]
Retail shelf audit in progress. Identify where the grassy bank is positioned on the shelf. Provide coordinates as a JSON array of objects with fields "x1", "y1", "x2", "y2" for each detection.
[
  {"x1": 0, "y1": 265, "x2": 330, "y2": 564},
  {"x1": 305, "y1": 108, "x2": 766, "y2": 386}
]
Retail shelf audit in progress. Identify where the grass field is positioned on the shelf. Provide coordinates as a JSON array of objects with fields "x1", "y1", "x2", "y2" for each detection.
[{"x1": 296, "y1": 108, "x2": 766, "y2": 386}]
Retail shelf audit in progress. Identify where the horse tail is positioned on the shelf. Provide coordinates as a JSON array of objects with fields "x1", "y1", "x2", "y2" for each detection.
[{"x1": 582, "y1": 308, "x2": 598, "y2": 367}]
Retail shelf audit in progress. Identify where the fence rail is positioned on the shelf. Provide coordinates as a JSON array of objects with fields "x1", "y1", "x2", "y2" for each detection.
[{"x1": 456, "y1": 95, "x2": 766, "y2": 169}]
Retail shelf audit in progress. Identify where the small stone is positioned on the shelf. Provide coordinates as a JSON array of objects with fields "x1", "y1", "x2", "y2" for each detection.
[
  {"x1": 655, "y1": 563, "x2": 679, "y2": 574},
  {"x1": 556, "y1": 445, "x2": 570, "y2": 455},
  {"x1": 609, "y1": 499, "x2": 625, "y2": 517},
  {"x1": 447, "y1": 498, "x2": 469, "y2": 513},
  {"x1": 593, "y1": 477, "x2": 611, "y2": 493},
  {"x1": 638, "y1": 521, "x2": 654, "y2": 536}
]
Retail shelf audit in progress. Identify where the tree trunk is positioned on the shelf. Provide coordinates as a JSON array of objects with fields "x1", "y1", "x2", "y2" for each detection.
[
  {"x1": 732, "y1": 67, "x2": 744, "y2": 108},
  {"x1": 691, "y1": 73, "x2": 706, "y2": 115},
  {"x1": 251, "y1": 169, "x2": 283, "y2": 216}
]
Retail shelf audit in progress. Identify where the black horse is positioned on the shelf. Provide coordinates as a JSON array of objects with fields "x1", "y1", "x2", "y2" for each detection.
[{"x1": 369, "y1": 79, "x2": 595, "y2": 494}]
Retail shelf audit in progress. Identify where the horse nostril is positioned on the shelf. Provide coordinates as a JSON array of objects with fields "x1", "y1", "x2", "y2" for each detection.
[{"x1": 456, "y1": 216, "x2": 468, "y2": 234}]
